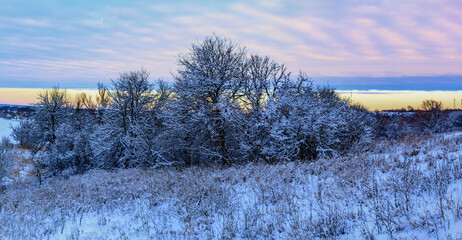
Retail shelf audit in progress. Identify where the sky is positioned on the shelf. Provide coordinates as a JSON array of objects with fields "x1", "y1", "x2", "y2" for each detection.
[{"x1": 0, "y1": 0, "x2": 462, "y2": 107}]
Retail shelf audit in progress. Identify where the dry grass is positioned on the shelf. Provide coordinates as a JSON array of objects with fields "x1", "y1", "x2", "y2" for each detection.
[{"x1": 0, "y1": 132, "x2": 462, "y2": 239}]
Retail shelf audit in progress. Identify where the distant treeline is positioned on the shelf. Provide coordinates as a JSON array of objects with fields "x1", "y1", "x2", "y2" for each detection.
[
  {"x1": 0, "y1": 105, "x2": 35, "y2": 119},
  {"x1": 375, "y1": 105, "x2": 462, "y2": 139}
]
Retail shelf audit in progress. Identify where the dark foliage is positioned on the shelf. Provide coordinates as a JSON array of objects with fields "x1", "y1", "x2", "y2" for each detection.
[{"x1": 374, "y1": 100, "x2": 460, "y2": 139}]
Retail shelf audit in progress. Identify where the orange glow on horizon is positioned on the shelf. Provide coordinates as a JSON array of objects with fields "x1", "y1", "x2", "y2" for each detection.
[
  {"x1": 0, "y1": 88, "x2": 99, "y2": 106},
  {"x1": 338, "y1": 90, "x2": 462, "y2": 111},
  {"x1": 1, "y1": 88, "x2": 461, "y2": 111}
]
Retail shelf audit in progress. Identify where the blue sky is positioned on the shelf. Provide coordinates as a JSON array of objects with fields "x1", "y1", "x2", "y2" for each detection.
[{"x1": 1, "y1": 0, "x2": 462, "y2": 90}]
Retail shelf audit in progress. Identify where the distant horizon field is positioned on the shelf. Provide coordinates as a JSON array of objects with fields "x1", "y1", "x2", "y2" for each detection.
[
  {"x1": 0, "y1": 88, "x2": 461, "y2": 111},
  {"x1": 337, "y1": 90, "x2": 462, "y2": 111}
]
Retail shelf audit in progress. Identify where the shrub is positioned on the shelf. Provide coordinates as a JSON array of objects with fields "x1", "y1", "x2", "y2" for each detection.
[{"x1": 0, "y1": 137, "x2": 13, "y2": 183}]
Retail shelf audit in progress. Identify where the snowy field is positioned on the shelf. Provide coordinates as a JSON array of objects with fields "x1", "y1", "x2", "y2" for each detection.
[
  {"x1": 1, "y1": 132, "x2": 462, "y2": 239},
  {"x1": 0, "y1": 118, "x2": 17, "y2": 140}
]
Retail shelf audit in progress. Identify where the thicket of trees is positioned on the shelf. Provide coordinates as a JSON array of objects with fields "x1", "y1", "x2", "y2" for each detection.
[{"x1": 11, "y1": 36, "x2": 376, "y2": 176}]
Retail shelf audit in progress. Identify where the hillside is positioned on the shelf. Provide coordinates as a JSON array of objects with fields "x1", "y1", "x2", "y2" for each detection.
[{"x1": 1, "y1": 131, "x2": 461, "y2": 239}]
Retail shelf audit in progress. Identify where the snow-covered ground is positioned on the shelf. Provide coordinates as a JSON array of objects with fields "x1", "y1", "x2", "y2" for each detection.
[
  {"x1": 0, "y1": 118, "x2": 18, "y2": 140},
  {"x1": 0, "y1": 132, "x2": 461, "y2": 239}
]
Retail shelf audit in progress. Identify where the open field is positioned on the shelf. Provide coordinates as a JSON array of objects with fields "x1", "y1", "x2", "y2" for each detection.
[
  {"x1": 1, "y1": 131, "x2": 461, "y2": 239},
  {"x1": 0, "y1": 118, "x2": 17, "y2": 140}
]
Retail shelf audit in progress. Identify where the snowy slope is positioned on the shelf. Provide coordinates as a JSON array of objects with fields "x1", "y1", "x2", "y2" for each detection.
[
  {"x1": 0, "y1": 118, "x2": 18, "y2": 140},
  {"x1": 0, "y1": 131, "x2": 461, "y2": 239}
]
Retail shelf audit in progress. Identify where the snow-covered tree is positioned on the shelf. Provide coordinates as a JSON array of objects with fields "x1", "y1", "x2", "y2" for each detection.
[
  {"x1": 262, "y1": 76, "x2": 374, "y2": 162},
  {"x1": 10, "y1": 87, "x2": 97, "y2": 177},
  {"x1": 96, "y1": 69, "x2": 166, "y2": 168},
  {"x1": 169, "y1": 35, "x2": 247, "y2": 165},
  {"x1": 12, "y1": 119, "x2": 42, "y2": 150},
  {"x1": 35, "y1": 87, "x2": 70, "y2": 146},
  {"x1": 12, "y1": 87, "x2": 70, "y2": 153},
  {"x1": 238, "y1": 54, "x2": 290, "y2": 161},
  {"x1": 37, "y1": 90, "x2": 97, "y2": 176}
]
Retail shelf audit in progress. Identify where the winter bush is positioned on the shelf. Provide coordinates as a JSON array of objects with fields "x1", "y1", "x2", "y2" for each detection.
[
  {"x1": 42, "y1": 117, "x2": 95, "y2": 176},
  {"x1": 0, "y1": 137, "x2": 12, "y2": 183},
  {"x1": 374, "y1": 112, "x2": 415, "y2": 139},
  {"x1": 96, "y1": 71, "x2": 171, "y2": 168},
  {"x1": 12, "y1": 88, "x2": 98, "y2": 177},
  {"x1": 262, "y1": 80, "x2": 374, "y2": 162},
  {"x1": 11, "y1": 119, "x2": 41, "y2": 149},
  {"x1": 448, "y1": 110, "x2": 462, "y2": 129}
]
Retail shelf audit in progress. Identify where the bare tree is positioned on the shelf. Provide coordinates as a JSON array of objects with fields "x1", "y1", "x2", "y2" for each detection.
[
  {"x1": 151, "y1": 79, "x2": 172, "y2": 113},
  {"x1": 109, "y1": 69, "x2": 154, "y2": 132},
  {"x1": 96, "y1": 82, "x2": 110, "y2": 108},
  {"x1": 242, "y1": 55, "x2": 290, "y2": 112},
  {"x1": 421, "y1": 99, "x2": 443, "y2": 112},
  {"x1": 99, "y1": 69, "x2": 157, "y2": 167},
  {"x1": 418, "y1": 99, "x2": 446, "y2": 132},
  {"x1": 36, "y1": 87, "x2": 69, "y2": 144},
  {"x1": 75, "y1": 92, "x2": 96, "y2": 110}
]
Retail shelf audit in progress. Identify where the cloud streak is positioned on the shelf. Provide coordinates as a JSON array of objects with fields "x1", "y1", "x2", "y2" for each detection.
[{"x1": 0, "y1": 0, "x2": 461, "y2": 89}]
